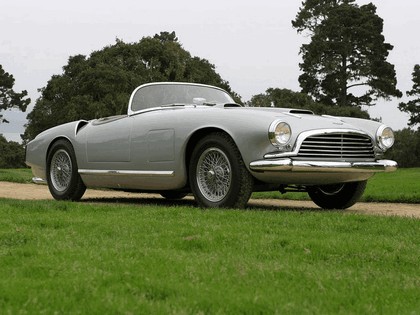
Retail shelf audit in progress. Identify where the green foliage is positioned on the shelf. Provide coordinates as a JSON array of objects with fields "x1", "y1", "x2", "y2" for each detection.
[
  {"x1": 0, "y1": 199, "x2": 419, "y2": 313},
  {"x1": 0, "y1": 135, "x2": 26, "y2": 168},
  {"x1": 0, "y1": 65, "x2": 31, "y2": 124},
  {"x1": 384, "y1": 129, "x2": 420, "y2": 168},
  {"x1": 24, "y1": 31, "x2": 239, "y2": 142},
  {"x1": 399, "y1": 64, "x2": 420, "y2": 128},
  {"x1": 292, "y1": 1, "x2": 402, "y2": 107},
  {"x1": 249, "y1": 87, "x2": 370, "y2": 118}
]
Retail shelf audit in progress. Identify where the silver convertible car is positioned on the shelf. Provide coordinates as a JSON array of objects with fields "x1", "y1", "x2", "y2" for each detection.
[{"x1": 26, "y1": 82, "x2": 397, "y2": 209}]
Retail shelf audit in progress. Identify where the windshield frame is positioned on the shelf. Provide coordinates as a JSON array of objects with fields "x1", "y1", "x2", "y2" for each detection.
[{"x1": 128, "y1": 82, "x2": 235, "y2": 115}]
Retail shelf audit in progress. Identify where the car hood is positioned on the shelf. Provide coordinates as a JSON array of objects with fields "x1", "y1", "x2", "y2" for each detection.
[{"x1": 210, "y1": 106, "x2": 383, "y2": 140}]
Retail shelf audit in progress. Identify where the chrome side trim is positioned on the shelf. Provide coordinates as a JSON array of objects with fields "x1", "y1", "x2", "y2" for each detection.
[
  {"x1": 128, "y1": 106, "x2": 176, "y2": 117},
  {"x1": 32, "y1": 177, "x2": 47, "y2": 184},
  {"x1": 78, "y1": 169, "x2": 175, "y2": 177},
  {"x1": 265, "y1": 128, "x2": 375, "y2": 159},
  {"x1": 250, "y1": 159, "x2": 397, "y2": 173}
]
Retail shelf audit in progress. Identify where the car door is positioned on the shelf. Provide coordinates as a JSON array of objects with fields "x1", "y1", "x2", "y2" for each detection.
[{"x1": 130, "y1": 109, "x2": 176, "y2": 170}]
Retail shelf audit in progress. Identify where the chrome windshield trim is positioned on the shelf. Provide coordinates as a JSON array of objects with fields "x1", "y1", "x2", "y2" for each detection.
[
  {"x1": 264, "y1": 128, "x2": 372, "y2": 159},
  {"x1": 78, "y1": 170, "x2": 175, "y2": 177},
  {"x1": 128, "y1": 82, "x2": 232, "y2": 115}
]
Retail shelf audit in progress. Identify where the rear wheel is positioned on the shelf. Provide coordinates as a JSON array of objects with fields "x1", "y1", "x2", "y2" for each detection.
[
  {"x1": 46, "y1": 140, "x2": 86, "y2": 201},
  {"x1": 307, "y1": 181, "x2": 367, "y2": 209},
  {"x1": 189, "y1": 132, "x2": 253, "y2": 208}
]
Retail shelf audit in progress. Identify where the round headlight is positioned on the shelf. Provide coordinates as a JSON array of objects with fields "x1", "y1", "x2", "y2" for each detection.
[
  {"x1": 376, "y1": 125, "x2": 395, "y2": 150},
  {"x1": 269, "y1": 121, "x2": 292, "y2": 146}
]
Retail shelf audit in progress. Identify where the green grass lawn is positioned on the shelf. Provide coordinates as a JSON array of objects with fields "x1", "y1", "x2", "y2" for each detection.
[
  {"x1": 362, "y1": 168, "x2": 420, "y2": 203},
  {"x1": 0, "y1": 168, "x2": 33, "y2": 183},
  {"x1": 0, "y1": 199, "x2": 419, "y2": 314}
]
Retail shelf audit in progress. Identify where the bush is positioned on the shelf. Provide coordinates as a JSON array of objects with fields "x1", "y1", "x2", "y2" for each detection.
[
  {"x1": 0, "y1": 135, "x2": 26, "y2": 168},
  {"x1": 384, "y1": 128, "x2": 420, "y2": 167}
]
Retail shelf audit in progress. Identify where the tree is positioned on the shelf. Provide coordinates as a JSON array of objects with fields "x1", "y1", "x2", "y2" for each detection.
[
  {"x1": 398, "y1": 64, "x2": 420, "y2": 128},
  {"x1": 24, "y1": 31, "x2": 239, "y2": 142},
  {"x1": 249, "y1": 87, "x2": 370, "y2": 118},
  {"x1": 292, "y1": 0, "x2": 402, "y2": 107},
  {"x1": 0, "y1": 65, "x2": 31, "y2": 123}
]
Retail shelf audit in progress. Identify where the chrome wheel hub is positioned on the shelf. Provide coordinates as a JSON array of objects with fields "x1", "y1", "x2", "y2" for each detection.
[
  {"x1": 50, "y1": 149, "x2": 72, "y2": 192},
  {"x1": 197, "y1": 148, "x2": 232, "y2": 202}
]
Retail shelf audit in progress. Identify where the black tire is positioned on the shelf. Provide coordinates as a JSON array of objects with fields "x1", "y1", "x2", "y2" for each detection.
[
  {"x1": 307, "y1": 181, "x2": 367, "y2": 209},
  {"x1": 189, "y1": 132, "x2": 253, "y2": 208},
  {"x1": 46, "y1": 139, "x2": 86, "y2": 201},
  {"x1": 160, "y1": 191, "x2": 188, "y2": 200}
]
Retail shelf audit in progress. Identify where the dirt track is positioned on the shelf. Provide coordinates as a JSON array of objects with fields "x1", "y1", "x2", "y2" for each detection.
[{"x1": 1, "y1": 181, "x2": 419, "y2": 218}]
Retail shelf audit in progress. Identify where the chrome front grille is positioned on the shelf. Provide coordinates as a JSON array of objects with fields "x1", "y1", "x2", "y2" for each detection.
[{"x1": 297, "y1": 133, "x2": 375, "y2": 161}]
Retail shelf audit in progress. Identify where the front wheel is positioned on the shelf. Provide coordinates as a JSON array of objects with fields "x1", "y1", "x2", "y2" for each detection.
[
  {"x1": 46, "y1": 140, "x2": 86, "y2": 201},
  {"x1": 189, "y1": 132, "x2": 253, "y2": 208},
  {"x1": 307, "y1": 181, "x2": 367, "y2": 209}
]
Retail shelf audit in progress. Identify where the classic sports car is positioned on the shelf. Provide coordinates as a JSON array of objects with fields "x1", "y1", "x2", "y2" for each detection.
[{"x1": 26, "y1": 82, "x2": 397, "y2": 209}]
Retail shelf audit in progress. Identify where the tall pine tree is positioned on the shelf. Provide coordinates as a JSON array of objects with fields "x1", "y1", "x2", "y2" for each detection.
[
  {"x1": 399, "y1": 64, "x2": 420, "y2": 128},
  {"x1": 292, "y1": 0, "x2": 401, "y2": 107}
]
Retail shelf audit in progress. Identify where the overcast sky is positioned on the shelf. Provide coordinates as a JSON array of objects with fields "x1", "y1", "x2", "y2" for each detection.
[{"x1": 1, "y1": 0, "x2": 418, "y2": 142}]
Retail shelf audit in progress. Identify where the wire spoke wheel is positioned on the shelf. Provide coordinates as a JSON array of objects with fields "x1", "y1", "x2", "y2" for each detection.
[
  {"x1": 189, "y1": 132, "x2": 253, "y2": 208},
  {"x1": 46, "y1": 140, "x2": 86, "y2": 200},
  {"x1": 50, "y1": 149, "x2": 73, "y2": 192},
  {"x1": 196, "y1": 148, "x2": 232, "y2": 202}
]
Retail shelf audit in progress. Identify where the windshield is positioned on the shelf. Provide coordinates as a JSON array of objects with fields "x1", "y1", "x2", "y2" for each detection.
[{"x1": 130, "y1": 83, "x2": 234, "y2": 112}]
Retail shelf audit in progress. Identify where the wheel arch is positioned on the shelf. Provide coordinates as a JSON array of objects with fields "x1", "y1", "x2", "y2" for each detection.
[
  {"x1": 46, "y1": 136, "x2": 73, "y2": 164},
  {"x1": 184, "y1": 127, "x2": 238, "y2": 179},
  {"x1": 186, "y1": 128, "x2": 254, "y2": 208}
]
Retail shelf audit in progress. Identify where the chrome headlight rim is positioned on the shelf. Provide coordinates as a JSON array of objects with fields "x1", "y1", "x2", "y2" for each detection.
[
  {"x1": 269, "y1": 120, "x2": 292, "y2": 146},
  {"x1": 376, "y1": 125, "x2": 395, "y2": 151}
]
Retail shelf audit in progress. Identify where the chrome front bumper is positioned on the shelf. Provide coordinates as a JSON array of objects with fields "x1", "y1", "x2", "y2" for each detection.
[{"x1": 249, "y1": 159, "x2": 398, "y2": 173}]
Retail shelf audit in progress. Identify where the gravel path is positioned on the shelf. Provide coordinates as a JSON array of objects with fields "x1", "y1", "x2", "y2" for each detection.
[{"x1": 1, "y1": 182, "x2": 419, "y2": 218}]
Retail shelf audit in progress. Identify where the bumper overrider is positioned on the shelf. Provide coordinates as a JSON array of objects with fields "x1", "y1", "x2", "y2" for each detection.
[{"x1": 249, "y1": 158, "x2": 398, "y2": 173}]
